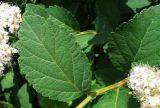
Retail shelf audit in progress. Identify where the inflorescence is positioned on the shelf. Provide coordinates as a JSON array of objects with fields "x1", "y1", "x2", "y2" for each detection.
[
  {"x1": 0, "y1": 3, "x2": 21, "y2": 76},
  {"x1": 128, "y1": 64, "x2": 160, "y2": 108}
]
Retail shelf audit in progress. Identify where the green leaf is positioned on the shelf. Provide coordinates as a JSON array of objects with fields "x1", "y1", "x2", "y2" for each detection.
[
  {"x1": 103, "y1": 43, "x2": 108, "y2": 53},
  {"x1": 47, "y1": 6, "x2": 79, "y2": 30},
  {"x1": 96, "y1": 0, "x2": 120, "y2": 28},
  {"x1": 75, "y1": 30, "x2": 96, "y2": 62},
  {"x1": 93, "y1": 87, "x2": 139, "y2": 108},
  {"x1": 24, "y1": 4, "x2": 79, "y2": 30},
  {"x1": 93, "y1": 0, "x2": 120, "y2": 44},
  {"x1": 18, "y1": 84, "x2": 32, "y2": 108},
  {"x1": 126, "y1": 0, "x2": 151, "y2": 12},
  {"x1": 1, "y1": 69, "x2": 14, "y2": 91},
  {"x1": 4, "y1": 93, "x2": 11, "y2": 102},
  {"x1": 76, "y1": 30, "x2": 96, "y2": 52},
  {"x1": 38, "y1": 95, "x2": 69, "y2": 108},
  {"x1": 108, "y1": 5, "x2": 160, "y2": 71},
  {"x1": 76, "y1": 30, "x2": 95, "y2": 49},
  {"x1": 30, "y1": 0, "x2": 36, "y2": 3},
  {"x1": 17, "y1": 15, "x2": 91, "y2": 101},
  {"x1": 90, "y1": 80, "x2": 102, "y2": 92}
]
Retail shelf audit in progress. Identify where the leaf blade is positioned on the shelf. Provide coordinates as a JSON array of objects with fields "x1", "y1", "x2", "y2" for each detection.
[
  {"x1": 93, "y1": 87, "x2": 139, "y2": 108},
  {"x1": 24, "y1": 4, "x2": 79, "y2": 30},
  {"x1": 18, "y1": 84, "x2": 32, "y2": 108},
  {"x1": 126, "y1": 0, "x2": 151, "y2": 12},
  {"x1": 108, "y1": 5, "x2": 160, "y2": 71},
  {"x1": 17, "y1": 15, "x2": 91, "y2": 101}
]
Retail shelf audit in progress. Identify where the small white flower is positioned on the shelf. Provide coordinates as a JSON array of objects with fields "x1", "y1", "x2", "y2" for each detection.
[
  {"x1": 148, "y1": 96, "x2": 160, "y2": 107},
  {"x1": 0, "y1": 28, "x2": 9, "y2": 44},
  {"x1": 0, "y1": 43, "x2": 17, "y2": 64},
  {"x1": 0, "y1": 62, "x2": 4, "y2": 76}
]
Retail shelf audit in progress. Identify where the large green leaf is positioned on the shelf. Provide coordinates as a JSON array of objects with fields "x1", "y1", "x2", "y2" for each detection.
[
  {"x1": 108, "y1": 5, "x2": 160, "y2": 71},
  {"x1": 93, "y1": 87, "x2": 139, "y2": 108},
  {"x1": 24, "y1": 4, "x2": 79, "y2": 30},
  {"x1": 17, "y1": 15, "x2": 91, "y2": 101},
  {"x1": 18, "y1": 84, "x2": 32, "y2": 108}
]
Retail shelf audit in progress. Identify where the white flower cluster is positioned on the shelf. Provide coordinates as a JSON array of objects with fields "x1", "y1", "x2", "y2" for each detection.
[
  {"x1": 0, "y1": 3, "x2": 21, "y2": 76},
  {"x1": 128, "y1": 64, "x2": 160, "y2": 108}
]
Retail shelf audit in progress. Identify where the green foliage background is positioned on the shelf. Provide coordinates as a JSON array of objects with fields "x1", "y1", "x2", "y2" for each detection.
[{"x1": 1, "y1": 0, "x2": 160, "y2": 108}]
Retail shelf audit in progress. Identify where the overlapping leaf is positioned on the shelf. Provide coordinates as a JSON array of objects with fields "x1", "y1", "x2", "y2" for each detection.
[
  {"x1": 108, "y1": 5, "x2": 160, "y2": 71},
  {"x1": 24, "y1": 4, "x2": 79, "y2": 30}
]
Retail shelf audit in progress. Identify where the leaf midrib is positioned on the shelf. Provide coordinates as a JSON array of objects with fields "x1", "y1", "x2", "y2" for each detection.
[
  {"x1": 19, "y1": 43, "x2": 82, "y2": 92},
  {"x1": 133, "y1": 19, "x2": 154, "y2": 62},
  {"x1": 114, "y1": 88, "x2": 120, "y2": 108}
]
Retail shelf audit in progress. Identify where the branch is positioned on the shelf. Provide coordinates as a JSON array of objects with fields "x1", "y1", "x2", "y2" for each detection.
[
  {"x1": 76, "y1": 78, "x2": 128, "y2": 108},
  {"x1": 77, "y1": 31, "x2": 96, "y2": 36}
]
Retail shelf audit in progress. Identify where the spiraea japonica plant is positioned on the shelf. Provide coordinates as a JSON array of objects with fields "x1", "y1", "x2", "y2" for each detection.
[{"x1": 1, "y1": 0, "x2": 160, "y2": 108}]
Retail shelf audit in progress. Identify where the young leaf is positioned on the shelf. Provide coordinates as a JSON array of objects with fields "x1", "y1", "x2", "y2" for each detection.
[
  {"x1": 17, "y1": 15, "x2": 91, "y2": 101},
  {"x1": 76, "y1": 31, "x2": 95, "y2": 49},
  {"x1": 75, "y1": 30, "x2": 95, "y2": 52},
  {"x1": 93, "y1": 87, "x2": 139, "y2": 108},
  {"x1": 108, "y1": 5, "x2": 160, "y2": 71},
  {"x1": 126, "y1": 0, "x2": 151, "y2": 12},
  {"x1": 18, "y1": 84, "x2": 32, "y2": 108},
  {"x1": 24, "y1": 4, "x2": 79, "y2": 30},
  {"x1": 75, "y1": 30, "x2": 96, "y2": 62}
]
